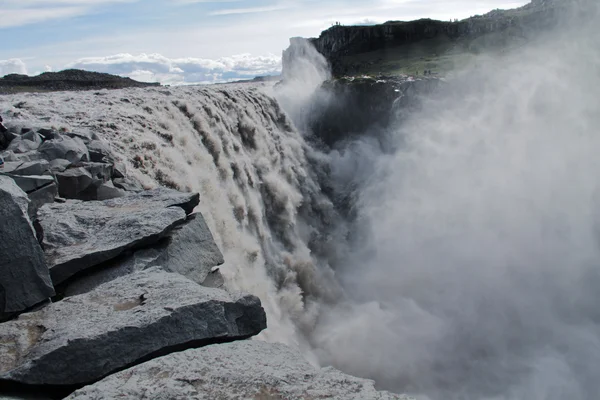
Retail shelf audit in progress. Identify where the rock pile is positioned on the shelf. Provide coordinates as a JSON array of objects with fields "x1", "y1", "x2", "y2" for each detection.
[{"x1": 0, "y1": 118, "x2": 409, "y2": 400}]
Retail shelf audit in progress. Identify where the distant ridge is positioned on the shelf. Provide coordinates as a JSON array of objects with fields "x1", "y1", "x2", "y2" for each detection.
[{"x1": 0, "y1": 69, "x2": 159, "y2": 94}]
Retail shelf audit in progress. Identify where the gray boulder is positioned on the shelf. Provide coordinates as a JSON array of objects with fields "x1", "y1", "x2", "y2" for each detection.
[
  {"x1": 38, "y1": 188, "x2": 199, "y2": 284},
  {"x1": 6, "y1": 133, "x2": 42, "y2": 154},
  {"x1": 36, "y1": 128, "x2": 58, "y2": 141},
  {"x1": 27, "y1": 182, "x2": 58, "y2": 218},
  {"x1": 147, "y1": 213, "x2": 224, "y2": 283},
  {"x1": 81, "y1": 162, "x2": 112, "y2": 183},
  {"x1": 113, "y1": 177, "x2": 143, "y2": 192},
  {"x1": 0, "y1": 129, "x2": 18, "y2": 150},
  {"x1": 0, "y1": 176, "x2": 54, "y2": 319},
  {"x1": 48, "y1": 158, "x2": 71, "y2": 173},
  {"x1": 112, "y1": 161, "x2": 126, "y2": 179},
  {"x1": 0, "y1": 269, "x2": 266, "y2": 386},
  {"x1": 1, "y1": 151, "x2": 44, "y2": 163},
  {"x1": 38, "y1": 136, "x2": 89, "y2": 164},
  {"x1": 96, "y1": 180, "x2": 125, "y2": 200},
  {"x1": 3, "y1": 160, "x2": 50, "y2": 176},
  {"x1": 0, "y1": 173, "x2": 55, "y2": 194},
  {"x1": 65, "y1": 341, "x2": 409, "y2": 400},
  {"x1": 54, "y1": 167, "x2": 96, "y2": 200},
  {"x1": 63, "y1": 213, "x2": 224, "y2": 296},
  {"x1": 87, "y1": 140, "x2": 113, "y2": 162}
]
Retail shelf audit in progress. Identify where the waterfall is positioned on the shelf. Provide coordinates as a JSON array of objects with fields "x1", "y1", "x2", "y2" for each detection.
[{"x1": 0, "y1": 84, "x2": 344, "y2": 355}]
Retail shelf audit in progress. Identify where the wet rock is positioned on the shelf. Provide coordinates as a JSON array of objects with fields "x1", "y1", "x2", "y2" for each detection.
[
  {"x1": 112, "y1": 162, "x2": 126, "y2": 179},
  {"x1": 37, "y1": 188, "x2": 198, "y2": 284},
  {"x1": 0, "y1": 176, "x2": 54, "y2": 319},
  {"x1": 65, "y1": 341, "x2": 407, "y2": 400},
  {"x1": 38, "y1": 136, "x2": 89, "y2": 164},
  {"x1": 113, "y1": 177, "x2": 142, "y2": 192},
  {"x1": 0, "y1": 130, "x2": 18, "y2": 150},
  {"x1": 7, "y1": 132, "x2": 42, "y2": 154},
  {"x1": 65, "y1": 130, "x2": 97, "y2": 144},
  {"x1": 54, "y1": 168, "x2": 96, "y2": 200},
  {"x1": 87, "y1": 140, "x2": 113, "y2": 162},
  {"x1": 81, "y1": 162, "x2": 112, "y2": 183},
  {"x1": 96, "y1": 181, "x2": 125, "y2": 201},
  {"x1": 36, "y1": 128, "x2": 58, "y2": 141},
  {"x1": 63, "y1": 213, "x2": 224, "y2": 295},
  {"x1": 27, "y1": 182, "x2": 58, "y2": 218},
  {"x1": 0, "y1": 269, "x2": 266, "y2": 386}
]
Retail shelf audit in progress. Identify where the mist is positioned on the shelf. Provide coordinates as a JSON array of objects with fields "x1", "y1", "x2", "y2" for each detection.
[{"x1": 295, "y1": 3, "x2": 600, "y2": 399}]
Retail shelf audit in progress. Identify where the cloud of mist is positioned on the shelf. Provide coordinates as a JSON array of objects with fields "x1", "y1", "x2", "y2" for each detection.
[
  {"x1": 273, "y1": 38, "x2": 331, "y2": 131},
  {"x1": 306, "y1": 3, "x2": 600, "y2": 399}
]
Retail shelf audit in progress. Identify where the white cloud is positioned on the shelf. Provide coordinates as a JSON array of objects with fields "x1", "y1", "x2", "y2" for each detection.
[
  {"x1": 0, "y1": 59, "x2": 29, "y2": 76},
  {"x1": 65, "y1": 52, "x2": 282, "y2": 84}
]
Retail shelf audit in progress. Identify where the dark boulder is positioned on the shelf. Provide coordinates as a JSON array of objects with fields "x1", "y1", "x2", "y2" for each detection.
[{"x1": 0, "y1": 176, "x2": 54, "y2": 320}]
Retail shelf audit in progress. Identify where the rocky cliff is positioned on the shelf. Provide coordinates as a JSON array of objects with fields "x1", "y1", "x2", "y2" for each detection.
[{"x1": 283, "y1": 0, "x2": 584, "y2": 77}]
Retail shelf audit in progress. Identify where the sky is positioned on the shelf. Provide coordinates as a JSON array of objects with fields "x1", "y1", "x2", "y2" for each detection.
[{"x1": 0, "y1": 0, "x2": 529, "y2": 84}]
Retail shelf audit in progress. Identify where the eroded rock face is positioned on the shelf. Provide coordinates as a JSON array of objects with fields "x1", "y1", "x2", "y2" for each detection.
[
  {"x1": 0, "y1": 176, "x2": 54, "y2": 319},
  {"x1": 37, "y1": 188, "x2": 199, "y2": 285},
  {"x1": 63, "y1": 212, "x2": 224, "y2": 296},
  {"x1": 0, "y1": 269, "x2": 267, "y2": 387},
  {"x1": 65, "y1": 341, "x2": 409, "y2": 400}
]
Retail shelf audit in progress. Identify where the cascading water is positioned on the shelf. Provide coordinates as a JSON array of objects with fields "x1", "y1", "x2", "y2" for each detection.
[
  {"x1": 0, "y1": 84, "x2": 345, "y2": 356},
  {"x1": 3, "y1": 4, "x2": 600, "y2": 397}
]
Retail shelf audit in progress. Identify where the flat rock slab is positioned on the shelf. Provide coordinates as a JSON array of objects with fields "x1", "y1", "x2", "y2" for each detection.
[
  {"x1": 0, "y1": 173, "x2": 55, "y2": 194},
  {"x1": 64, "y1": 213, "x2": 224, "y2": 295},
  {"x1": 66, "y1": 341, "x2": 409, "y2": 400},
  {"x1": 3, "y1": 160, "x2": 50, "y2": 176},
  {"x1": 38, "y1": 188, "x2": 199, "y2": 285},
  {"x1": 0, "y1": 269, "x2": 267, "y2": 387},
  {"x1": 0, "y1": 176, "x2": 54, "y2": 319}
]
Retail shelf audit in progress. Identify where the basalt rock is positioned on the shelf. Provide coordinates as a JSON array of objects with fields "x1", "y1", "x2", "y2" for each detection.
[
  {"x1": 63, "y1": 213, "x2": 224, "y2": 296},
  {"x1": 65, "y1": 341, "x2": 408, "y2": 400},
  {"x1": 0, "y1": 269, "x2": 266, "y2": 387},
  {"x1": 0, "y1": 176, "x2": 54, "y2": 320},
  {"x1": 37, "y1": 188, "x2": 199, "y2": 284},
  {"x1": 38, "y1": 135, "x2": 89, "y2": 164}
]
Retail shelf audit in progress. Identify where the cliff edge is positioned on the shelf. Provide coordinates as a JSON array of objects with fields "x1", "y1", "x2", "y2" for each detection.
[{"x1": 283, "y1": 0, "x2": 586, "y2": 77}]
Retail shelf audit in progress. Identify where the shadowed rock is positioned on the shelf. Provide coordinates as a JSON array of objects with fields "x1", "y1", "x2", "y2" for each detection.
[
  {"x1": 0, "y1": 176, "x2": 54, "y2": 320},
  {"x1": 65, "y1": 341, "x2": 409, "y2": 400},
  {"x1": 0, "y1": 269, "x2": 266, "y2": 387},
  {"x1": 37, "y1": 188, "x2": 199, "y2": 285}
]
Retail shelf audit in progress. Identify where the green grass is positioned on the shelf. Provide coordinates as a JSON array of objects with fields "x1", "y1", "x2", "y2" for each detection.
[{"x1": 339, "y1": 27, "x2": 529, "y2": 77}]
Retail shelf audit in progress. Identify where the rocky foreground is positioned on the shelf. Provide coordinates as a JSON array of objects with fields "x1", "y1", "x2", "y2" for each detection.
[{"x1": 0, "y1": 120, "x2": 409, "y2": 398}]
